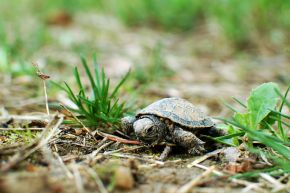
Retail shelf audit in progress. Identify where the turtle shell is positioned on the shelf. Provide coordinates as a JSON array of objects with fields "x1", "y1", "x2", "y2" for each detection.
[{"x1": 137, "y1": 98, "x2": 214, "y2": 129}]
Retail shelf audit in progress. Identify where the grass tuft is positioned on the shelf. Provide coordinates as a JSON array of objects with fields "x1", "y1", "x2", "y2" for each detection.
[{"x1": 53, "y1": 55, "x2": 130, "y2": 131}]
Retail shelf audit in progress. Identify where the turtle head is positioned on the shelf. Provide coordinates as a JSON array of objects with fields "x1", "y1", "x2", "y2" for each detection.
[{"x1": 133, "y1": 116, "x2": 166, "y2": 146}]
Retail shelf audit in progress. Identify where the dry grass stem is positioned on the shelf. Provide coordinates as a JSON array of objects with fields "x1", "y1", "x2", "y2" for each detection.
[
  {"x1": 0, "y1": 114, "x2": 53, "y2": 121},
  {"x1": 177, "y1": 166, "x2": 215, "y2": 193},
  {"x1": 71, "y1": 163, "x2": 85, "y2": 193},
  {"x1": 54, "y1": 152, "x2": 74, "y2": 179},
  {"x1": 260, "y1": 173, "x2": 285, "y2": 191},
  {"x1": 187, "y1": 148, "x2": 224, "y2": 168},
  {"x1": 33, "y1": 62, "x2": 50, "y2": 115},
  {"x1": 103, "y1": 146, "x2": 144, "y2": 155},
  {"x1": 86, "y1": 167, "x2": 108, "y2": 193},
  {"x1": 96, "y1": 130, "x2": 141, "y2": 145},
  {"x1": 43, "y1": 79, "x2": 50, "y2": 115},
  {"x1": 231, "y1": 179, "x2": 264, "y2": 193},
  {"x1": 88, "y1": 141, "x2": 114, "y2": 159},
  {"x1": 272, "y1": 184, "x2": 290, "y2": 193},
  {"x1": 60, "y1": 104, "x2": 97, "y2": 142},
  {"x1": 0, "y1": 114, "x2": 63, "y2": 172},
  {"x1": 0, "y1": 127, "x2": 45, "y2": 131},
  {"x1": 107, "y1": 152, "x2": 165, "y2": 165},
  {"x1": 194, "y1": 163, "x2": 224, "y2": 176}
]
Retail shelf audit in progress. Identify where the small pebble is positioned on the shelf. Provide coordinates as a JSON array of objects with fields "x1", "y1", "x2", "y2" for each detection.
[{"x1": 115, "y1": 166, "x2": 134, "y2": 190}]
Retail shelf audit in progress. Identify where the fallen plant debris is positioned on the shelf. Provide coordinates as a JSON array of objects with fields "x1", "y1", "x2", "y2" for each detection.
[
  {"x1": 1, "y1": 2, "x2": 290, "y2": 190},
  {"x1": 1, "y1": 59, "x2": 289, "y2": 193}
]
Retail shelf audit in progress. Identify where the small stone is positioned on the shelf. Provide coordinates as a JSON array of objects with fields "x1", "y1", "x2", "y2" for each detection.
[
  {"x1": 115, "y1": 166, "x2": 134, "y2": 190},
  {"x1": 223, "y1": 147, "x2": 241, "y2": 163}
]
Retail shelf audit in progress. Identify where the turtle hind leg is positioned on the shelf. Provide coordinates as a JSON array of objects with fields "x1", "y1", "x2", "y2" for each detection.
[{"x1": 171, "y1": 126, "x2": 205, "y2": 155}]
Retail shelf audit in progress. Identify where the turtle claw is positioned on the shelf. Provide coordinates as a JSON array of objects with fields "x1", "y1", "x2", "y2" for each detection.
[{"x1": 188, "y1": 145, "x2": 205, "y2": 155}]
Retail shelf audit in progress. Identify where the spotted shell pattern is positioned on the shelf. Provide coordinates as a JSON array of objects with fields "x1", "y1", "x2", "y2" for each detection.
[{"x1": 137, "y1": 98, "x2": 214, "y2": 129}]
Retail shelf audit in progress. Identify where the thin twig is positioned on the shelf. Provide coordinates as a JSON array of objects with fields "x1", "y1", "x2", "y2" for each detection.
[
  {"x1": 60, "y1": 104, "x2": 97, "y2": 142},
  {"x1": 0, "y1": 115, "x2": 53, "y2": 121},
  {"x1": 89, "y1": 141, "x2": 114, "y2": 159},
  {"x1": 177, "y1": 166, "x2": 215, "y2": 193},
  {"x1": 43, "y1": 80, "x2": 50, "y2": 115},
  {"x1": 71, "y1": 163, "x2": 85, "y2": 193},
  {"x1": 53, "y1": 152, "x2": 75, "y2": 179},
  {"x1": 260, "y1": 173, "x2": 284, "y2": 191},
  {"x1": 86, "y1": 167, "x2": 108, "y2": 193},
  {"x1": 278, "y1": 173, "x2": 290, "y2": 182},
  {"x1": 33, "y1": 62, "x2": 50, "y2": 115},
  {"x1": 97, "y1": 130, "x2": 141, "y2": 145},
  {"x1": 0, "y1": 127, "x2": 45, "y2": 131},
  {"x1": 107, "y1": 152, "x2": 164, "y2": 165},
  {"x1": 0, "y1": 114, "x2": 63, "y2": 172},
  {"x1": 187, "y1": 148, "x2": 224, "y2": 168},
  {"x1": 231, "y1": 179, "x2": 264, "y2": 193},
  {"x1": 104, "y1": 146, "x2": 144, "y2": 154},
  {"x1": 272, "y1": 184, "x2": 290, "y2": 193},
  {"x1": 194, "y1": 163, "x2": 224, "y2": 176}
]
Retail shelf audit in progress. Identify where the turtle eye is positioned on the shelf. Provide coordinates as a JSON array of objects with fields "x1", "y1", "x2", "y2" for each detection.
[{"x1": 146, "y1": 126, "x2": 154, "y2": 134}]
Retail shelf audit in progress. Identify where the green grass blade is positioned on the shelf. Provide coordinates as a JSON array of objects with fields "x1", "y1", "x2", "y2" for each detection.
[
  {"x1": 64, "y1": 82, "x2": 92, "y2": 117},
  {"x1": 50, "y1": 80, "x2": 67, "y2": 91},
  {"x1": 81, "y1": 55, "x2": 97, "y2": 97},
  {"x1": 232, "y1": 97, "x2": 247, "y2": 108},
  {"x1": 110, "y1": 70, "x2": 130, "y2": 98},
  {"x1": 221, "y1": 100, "x2": 238, "y2": 113},
  {"x1": 73, "y1": 67, "x2": 85, "y2": 96},
  {"x1": 269, "y1": 116, "x2": 290, "y2": 129},
  {"x1": 64, "y1": 82, "x2": 78, "y2": 103},
  {"x1": 218, "y1": 118, "x2": 290, "y2": 159},
  {"x1": 214, "y1": 131, "x2": 245, "y2": 140},
  {"x1": 264, "y1": 122, "x2": 283, "y2": 139},
  {"x1": 269, "y1": 109, "x2": 290, "y2": 119},
  {"x1": 204, "y1": 135, "x2": 238, "y2": 146},
  {"x1": 93, "y1": 54, "x2": 101, "y2": 89},
  {"x1": 232, "y1": 166, "x2": 280, "y2": 179},
  {"x1": 276, "y1": 85, "x2": 290, "y2": 108},
  {"x1": 276, "y1": 85, "x2": 290, "y2": 141}
]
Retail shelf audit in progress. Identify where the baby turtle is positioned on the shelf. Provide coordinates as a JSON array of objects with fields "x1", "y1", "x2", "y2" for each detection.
[{"x1": 122, "y1": 98, "x2": 221, "y2": 159}]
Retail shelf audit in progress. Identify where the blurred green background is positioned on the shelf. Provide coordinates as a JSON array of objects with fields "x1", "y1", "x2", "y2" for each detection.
[{"x1": 0, "y1": 0, "x2": 289, "y2": 79}]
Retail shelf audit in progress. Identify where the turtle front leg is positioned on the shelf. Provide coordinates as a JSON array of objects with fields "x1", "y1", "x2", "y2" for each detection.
[
  {"x1": 121, "y1": 116, "x2": 136, "y2": 135},
  {"x1": 159, "y1": 145, "x2": 172, "y2": 161},
  {"x1": 208, "y1": 126, "x2": 226, "y2": 137},
  {"x1": 171, "y1": 126, "x2": 205, "y2": 155}
]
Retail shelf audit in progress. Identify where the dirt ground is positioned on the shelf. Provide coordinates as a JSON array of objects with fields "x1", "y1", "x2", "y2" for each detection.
[{"x1": 0, "y1": 12, "x2": 289, "y2": 193}]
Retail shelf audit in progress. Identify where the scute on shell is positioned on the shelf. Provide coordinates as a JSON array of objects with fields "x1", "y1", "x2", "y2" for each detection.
[{"x1": 137, "y1": 98, "x2": 214, "y2": 129}]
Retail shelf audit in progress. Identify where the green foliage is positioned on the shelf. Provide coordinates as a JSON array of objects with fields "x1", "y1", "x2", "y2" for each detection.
[
  {"x1": 53, "y1": 55, "x2": 130, "y2": 131},
  {"x1": 247, "y1": 83, "x2": 280, "y2": 128},
  {"x1": 216, "y1": 82, "x2": 290, "y2": 177},
  {"x1": 101, "y1": 0, "x2": 204, "y2": 31},
  {"x1": 1, "y1": 0, "x2": 290, "y2": 63},
  {"x1": 98, "y1": 0, "x2": 290, "y2": 50},
  {"x1": 0, "y1": 50, "x2": 34, "y2": 76},
  {"x1": 133, "y1": 43, "x2": 174, "y2": 85},
  {"x1": 0, "y1": 20, "x2": 48, "y2": 76}
]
